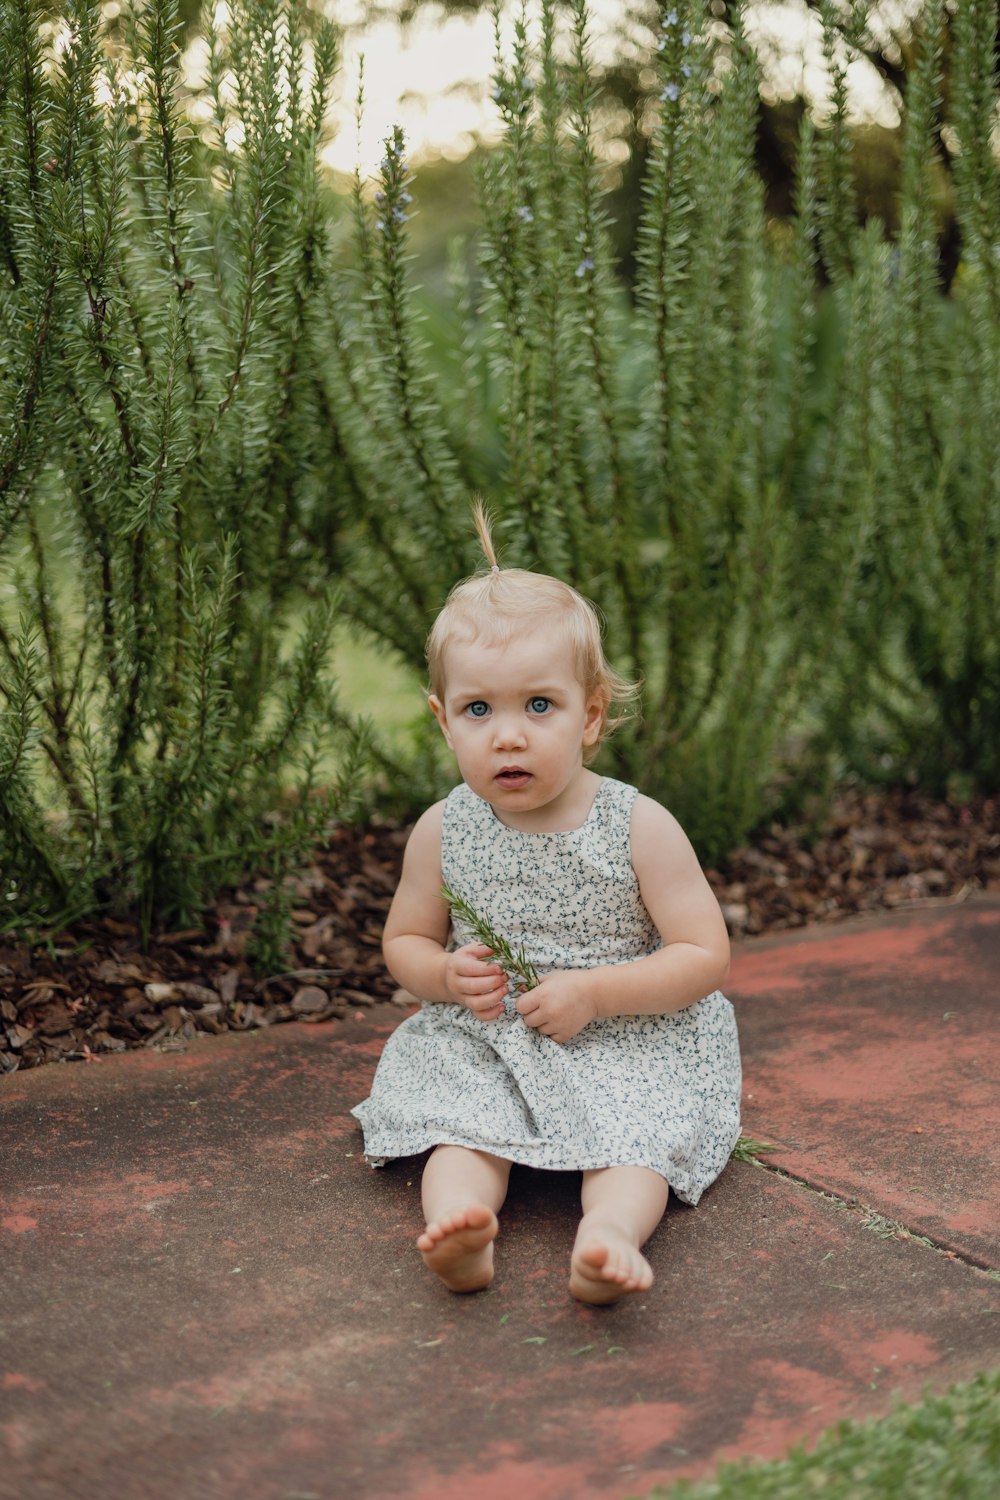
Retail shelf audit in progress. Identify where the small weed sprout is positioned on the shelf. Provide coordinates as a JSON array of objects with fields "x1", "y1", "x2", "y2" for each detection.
[{"x1": 730, "y1": 1135, "x2": 779, "y2": 1164}]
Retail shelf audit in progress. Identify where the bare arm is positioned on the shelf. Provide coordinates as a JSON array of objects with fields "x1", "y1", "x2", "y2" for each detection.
[
  {"x1": 383, "y1": 802, "x2": 510, "y2": 1019},
  {"x1": 515, "y1": 794, "x2": 730, "y2": 1042},
  {"x1": 601, "y1": 792, "x2": 730, "y2": 1011}
]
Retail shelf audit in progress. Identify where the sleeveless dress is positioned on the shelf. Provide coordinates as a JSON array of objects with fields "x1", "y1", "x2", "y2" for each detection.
[{"x1": 350, "y1": 778, "x2": 742, "y2": 1204}]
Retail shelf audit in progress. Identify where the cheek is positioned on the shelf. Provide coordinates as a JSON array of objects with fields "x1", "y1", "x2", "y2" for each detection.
[{"x1": 446, "y1": 723, "x2": 482, "y2": 758}]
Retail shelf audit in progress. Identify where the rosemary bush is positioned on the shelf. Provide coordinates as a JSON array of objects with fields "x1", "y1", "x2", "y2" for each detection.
[
  {"x1": 330, "y1": 0, "x2": 1000, "y2": 852},
  {"x1": 804, "y1": 0, "x2": 1000, "y2": 797},
  {"x1": 0, "y1": 0, "x2": 369, "y2": 937},
  {"x1": 328, "y1": 0, "x2": 865, "y2": 857},
  {"x1": 3, "y1": 0, "x2": 998, "y2": 939}
]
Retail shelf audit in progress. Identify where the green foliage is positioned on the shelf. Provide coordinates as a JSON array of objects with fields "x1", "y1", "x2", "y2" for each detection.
[
  {"x1": 333, "y1": 1, "x2": 867, "y2": 858},
  {"x1": 638, "y1": 1368, "x2": 1000, "y2": 1500},
  {"x1": 0, "y1": 0, "x2": 370, "y2": 941},
  {"x1": 441, "y1": 882, "x2": 540, "y2": 990},
  {"x1": 885, "y1": 0, "x2": 1000, "y2": 791},
  {"x1": 728, "y1": 1134, "x2": 777, "y2": 1164},
  {"x1": 333, "y1": 0, "x2": 1000, "y2": 848},
  {"x1": 808, "y1": 1, "x2": 1000, "y2": 794},
  {"x1": 3, "y1": 0, "x2": 999, "y2": 939}
]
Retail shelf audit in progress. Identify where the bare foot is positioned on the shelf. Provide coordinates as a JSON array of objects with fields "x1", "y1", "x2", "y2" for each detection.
[
  {"x1": 416, "y1": 1204, "x2": 498, "y2": 1292},
  {"x1": 569, "y1": 1231, "x2": 654, "y2": 1306}
]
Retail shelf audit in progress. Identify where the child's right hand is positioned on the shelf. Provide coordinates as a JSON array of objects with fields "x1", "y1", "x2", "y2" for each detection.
[{"x1": 444, "y1": 943, "x2": 509, "y2": 1021}]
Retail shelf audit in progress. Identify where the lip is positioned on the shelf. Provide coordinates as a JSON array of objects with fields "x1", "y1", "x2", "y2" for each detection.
[{"x1": 494, "y1": 767, "x2": 532, "y2": 788}]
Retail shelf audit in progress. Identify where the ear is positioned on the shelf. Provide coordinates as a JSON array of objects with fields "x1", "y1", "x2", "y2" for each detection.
[
  {"x1": 581, "y1": 692, "x2": 606, "y2": 748},
  {"x1": 428, "y1": 694, "x2": 455, "y2": 751}
]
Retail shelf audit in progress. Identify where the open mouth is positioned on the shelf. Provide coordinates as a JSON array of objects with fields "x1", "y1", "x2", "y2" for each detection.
[{"x1": 495, "y1": 768, "x2": 532, "y2": 790}]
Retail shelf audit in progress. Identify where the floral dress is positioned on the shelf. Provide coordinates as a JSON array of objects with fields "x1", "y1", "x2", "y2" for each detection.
[{"x1": 351, "y1": 778, "x2": 741, "y2": 1204}]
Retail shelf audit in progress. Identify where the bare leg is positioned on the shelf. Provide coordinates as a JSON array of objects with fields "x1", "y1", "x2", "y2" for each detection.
[
  {"x1": 569, "y1": 1165, "x2": 669, "y2": 1306},
  {"x1": 416, "y1": 1145, "x2": 512, "y2": 1293}
]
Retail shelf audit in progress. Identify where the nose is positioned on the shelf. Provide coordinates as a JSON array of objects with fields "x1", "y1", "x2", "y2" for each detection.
[{"x1": 492, "y1": 712, "x2": 527, "y2": 750}]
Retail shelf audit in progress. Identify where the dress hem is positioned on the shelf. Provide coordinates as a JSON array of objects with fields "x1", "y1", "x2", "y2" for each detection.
[{"x1": 352, "y1": 1127, "x2": 740, "y2": 1206}]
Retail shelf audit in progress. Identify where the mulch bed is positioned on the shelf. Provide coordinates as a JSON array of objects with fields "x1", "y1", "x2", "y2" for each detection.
[{"x1": 2, "y1": 787, "x2": 998, "y2": 1075}]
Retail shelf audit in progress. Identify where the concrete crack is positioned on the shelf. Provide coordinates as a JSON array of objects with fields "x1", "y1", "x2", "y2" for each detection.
[{"x1": 736, "y1": 1150, "x2": 1000, "y2": 1279}]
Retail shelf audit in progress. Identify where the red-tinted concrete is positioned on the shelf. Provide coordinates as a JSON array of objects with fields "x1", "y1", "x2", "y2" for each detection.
[
  {"x1": 731, "y1": 899, "x2": 1000, "y2": 1268},
  {"x1": 2, "y1": 904, "x2": 999, "y2": 1500}
]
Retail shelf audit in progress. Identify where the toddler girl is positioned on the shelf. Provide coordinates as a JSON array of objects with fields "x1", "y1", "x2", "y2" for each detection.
[{"x1": 351, "y1": 508, "x2": 741, "y2": 1305}]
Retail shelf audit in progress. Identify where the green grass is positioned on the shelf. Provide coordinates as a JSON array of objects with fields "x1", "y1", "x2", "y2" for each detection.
[
  {"x1": 332, "y1": 626, "x2": 426, "y2": 739},
  {"x1": 636, "y1": 1369, "x2": 1000, "y2": 1500}
]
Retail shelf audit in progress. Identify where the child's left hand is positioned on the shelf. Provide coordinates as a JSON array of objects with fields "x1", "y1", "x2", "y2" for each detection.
[{"x1": 515, "y1": 971, "x2": 598, "y2": 1045}]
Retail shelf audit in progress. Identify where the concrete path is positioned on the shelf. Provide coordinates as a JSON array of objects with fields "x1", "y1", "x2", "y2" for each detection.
[{"x1": 2, "y1": 900, "x2": 999, "y2": 1500}]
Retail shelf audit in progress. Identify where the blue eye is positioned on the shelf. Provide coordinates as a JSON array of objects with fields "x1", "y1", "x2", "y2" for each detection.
[
  {"x1": 528, "y1": 696, "x2": 552, "y2": 715},
  {"x1": 465, "y1": 701, "x2": 490, "y2": 718}
]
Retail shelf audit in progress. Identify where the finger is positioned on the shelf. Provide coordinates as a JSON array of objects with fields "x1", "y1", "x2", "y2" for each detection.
[
  {"x1": 471, "y1": 1000, "x2": 506, "y2": 1020},
  {"x1": 469, "y1": 985, "x2": 507, "y2": 1008},
  {"x1": 462, "y1": 975, "x2": 504, "y2": 993},
  {"x1": 455, "y1": 955, "x2": 501, "y2": 976},
  {"x1": 464, "y1": 972, "x2": 503, "y2": 996},
  {"x1": 471, "y1": 966, "x2": 506, "y2": 986}
]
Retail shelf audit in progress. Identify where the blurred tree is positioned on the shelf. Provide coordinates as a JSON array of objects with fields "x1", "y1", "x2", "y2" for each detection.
[{"x1": 341, "y1": 0, "x2": 996, "y2": 286}]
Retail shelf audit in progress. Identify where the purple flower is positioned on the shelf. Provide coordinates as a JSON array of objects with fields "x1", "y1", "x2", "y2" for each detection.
[
  {"x1": 662, "y1": 9, "x2": 678, "y2": 27},
  {"x1": 517, "y1": 205, "x2": 534, "y2": 223},
  {"x1": 575, "y1": 255, "x2": 595, "y2": 277},
  {"x1": 681, "y1": 63, "x2": 691, "y2": 77},
  {"x1": 681, "y1": 29, "x2": 692, "y2": 47},
  {"x1": 661, "y1": 82, "x2": 680, "y2": 102}
]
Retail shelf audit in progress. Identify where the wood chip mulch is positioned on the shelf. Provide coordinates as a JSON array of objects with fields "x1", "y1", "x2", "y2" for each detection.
[{"x1": 1, "y1": 787, "x2": 998, "y2": 1075}]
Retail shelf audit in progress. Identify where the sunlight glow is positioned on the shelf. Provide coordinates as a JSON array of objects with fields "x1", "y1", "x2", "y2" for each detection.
[
  {"x1": 178, "y1": 2, "x2": 912, "y2": 182},
  {"x1": 322, "y1": 7, "x2": 500, "y2": 175},
  {"x1": 744, "y1": 1, "x2": 903, "y2": 127},
  {"x1": 321, "y1": 0, "x2": 908, "y2": 179}
]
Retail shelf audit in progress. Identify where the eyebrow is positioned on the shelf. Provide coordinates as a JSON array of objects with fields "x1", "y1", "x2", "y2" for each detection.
[
  {"x1": 448, "y1": 688, "x2": 568, "y2": 710},
  {"x1": 449, "y1": 682, "x2": 567, "y2": 696}
]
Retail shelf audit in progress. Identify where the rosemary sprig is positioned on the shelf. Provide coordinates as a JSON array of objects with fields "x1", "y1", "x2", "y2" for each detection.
[{"x1": 441, "y1": 884, "x2": 540, "y2": 991}]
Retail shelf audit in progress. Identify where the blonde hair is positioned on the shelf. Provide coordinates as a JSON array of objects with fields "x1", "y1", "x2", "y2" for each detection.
[{"x1": 426, "y1": 501, "x2": 640, "y2": 755}]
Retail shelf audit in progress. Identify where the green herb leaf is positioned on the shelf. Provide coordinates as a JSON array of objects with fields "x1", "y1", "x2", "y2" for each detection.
[{"x1": 441, "y1": 884, "x2": 540, "y2": 991}]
